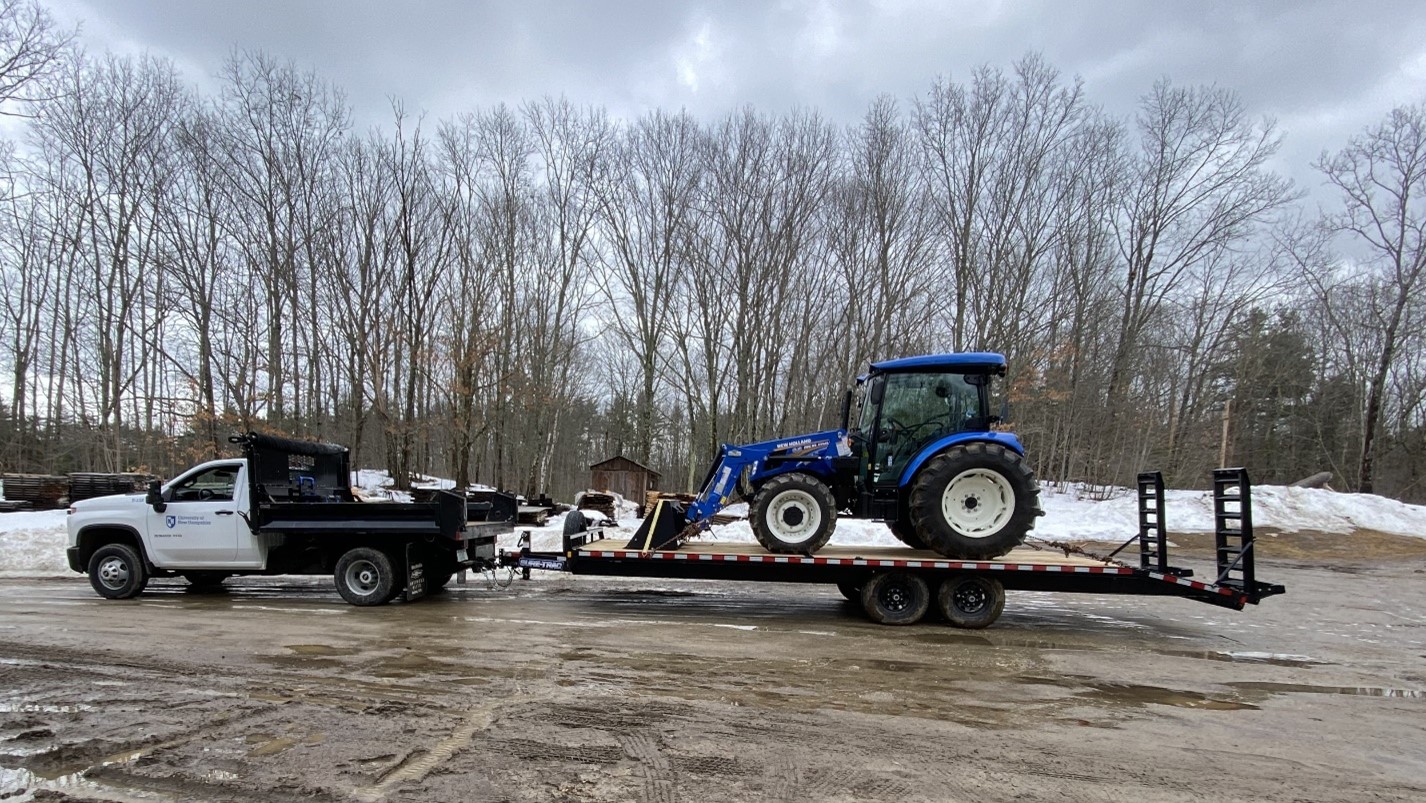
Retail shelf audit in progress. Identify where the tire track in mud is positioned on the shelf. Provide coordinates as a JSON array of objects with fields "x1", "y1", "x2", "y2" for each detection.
[
  {"x1": 351, "y1": 695, "x2": 518, "y2": 802},
  {"x1": 617, "y1": 731, "x2": 678, "y2": 803}
]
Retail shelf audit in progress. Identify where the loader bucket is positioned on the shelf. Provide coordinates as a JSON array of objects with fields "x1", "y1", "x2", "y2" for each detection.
[{"x1": 625, "y1": 499, "x2": 689, "y2": 551}]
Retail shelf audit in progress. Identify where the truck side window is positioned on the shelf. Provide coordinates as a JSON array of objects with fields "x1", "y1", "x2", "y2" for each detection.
[{"x1": 170, "y1": 466, "x2": 238, "y2": 503}]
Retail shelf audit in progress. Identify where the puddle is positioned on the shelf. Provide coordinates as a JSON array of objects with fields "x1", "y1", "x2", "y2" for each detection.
[
  {"x1": 1158, "y1": 650, "x2": 1328, "y2": 668},
  {"x1": 1225, "y1": 681, "x2": 1426, "y2": 699},
  {"x1": 283, "y1": 644, "x2": 359, "y2": 657},
  {"x1": 248, "y1": 736, "x2": 298, "y2": 756},
  {"x1": 1017, "y1": 676, "x2": 1257, "y2": 710},
  {"x1": 611, "y1": 589, "x2": 698, "y2": 598}
]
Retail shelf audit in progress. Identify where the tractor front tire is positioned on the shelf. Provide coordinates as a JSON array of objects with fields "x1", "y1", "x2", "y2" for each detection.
[
  {"x1": 909, "y1": 442, "x2": 1040, "y2": 560},
  {"x1": 749, "y1": 473, "x2": 837, "y2": 554}
]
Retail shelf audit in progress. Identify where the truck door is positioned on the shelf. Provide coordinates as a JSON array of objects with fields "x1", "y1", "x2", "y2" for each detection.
[{"x1": 145, "y1": 463, "x2": 244, "y2": 566}]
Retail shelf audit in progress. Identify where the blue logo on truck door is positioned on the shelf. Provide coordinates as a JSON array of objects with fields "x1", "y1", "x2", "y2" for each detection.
[{"x1": 165, "y1": 515, "x2": 176, "y2": 529}]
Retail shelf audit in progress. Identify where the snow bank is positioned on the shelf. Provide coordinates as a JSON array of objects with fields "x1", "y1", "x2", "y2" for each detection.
[
  {"x1": 4, "y1": 478, "x2": 1425, "y2": 578},
  {"x1": 0, "y1": 510, "x2": 71, "y2": 576}
]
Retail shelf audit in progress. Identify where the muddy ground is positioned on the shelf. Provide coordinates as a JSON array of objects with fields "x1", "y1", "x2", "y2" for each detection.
[{"x1": 1, "y1": 533, "x2": 1424, "y2": 802}]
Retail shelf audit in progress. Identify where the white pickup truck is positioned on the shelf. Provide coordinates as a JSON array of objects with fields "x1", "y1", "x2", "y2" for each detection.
[{"x1": 66, "y1": 432, "x2": 512, "y2": 605}]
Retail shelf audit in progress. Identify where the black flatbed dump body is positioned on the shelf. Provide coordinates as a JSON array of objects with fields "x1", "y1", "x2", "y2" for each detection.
[
  {"x1": 236, "y1": 431, "x2": 515, "y2": 541},
  {"x1": 509, "y1": 469, "x2": 1285, "y2": 625}
]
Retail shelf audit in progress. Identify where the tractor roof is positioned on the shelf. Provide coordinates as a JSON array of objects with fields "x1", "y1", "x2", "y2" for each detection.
[{"x1": 869, "y1": 352, "x2": 1007, "y2": 374}]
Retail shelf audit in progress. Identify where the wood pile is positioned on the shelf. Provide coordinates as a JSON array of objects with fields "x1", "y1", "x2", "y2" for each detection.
[
  {"x1": 577, "y1": 491, "x2": 617, "y2": 521},
  {"x1": 643, "y1": 490, "x2": 739, "y2": 525},
  {"x1": 69, "y1": 472, "x2": 157, "y2": 503},
  {"x1": 1, "y1": 473, "x2": 71, "y2": 508}
]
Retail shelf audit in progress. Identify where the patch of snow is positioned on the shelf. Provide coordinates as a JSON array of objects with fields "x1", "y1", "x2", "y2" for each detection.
[{"x1": 0, "y1": 510, "x2": 71, "y2": 577}]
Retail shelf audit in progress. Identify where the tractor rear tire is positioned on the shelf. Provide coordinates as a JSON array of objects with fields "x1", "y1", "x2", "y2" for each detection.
[
  {"x1": 937, "y1": 575, "x2": 1006, "y2": 629},
  {"x1": 909, "y1": 442, "x2": 1040, "y2": 560},
  {"x1": 749, "y1": 473, "x2": 837, "y2": 555},
  {"x1": 859, "y1": 572, "x2": 930, "y2": 625},
  {"x1": 887, "y1": 516, "x2": 929, "y2": 550}
]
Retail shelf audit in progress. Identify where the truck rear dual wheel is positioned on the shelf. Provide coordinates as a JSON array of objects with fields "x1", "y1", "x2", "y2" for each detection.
[
  {"x1": 334, "y1": 547, "x2": 404, "y2": 606},
  {"x1": 750, "y1": 473, "x2": 837, "y2": 555},
  {"x1": 88, "y1": 544, "x2": 148, "y2": 600},
  {"x1": 910, "y1": 443, "x2": 1040, "y2": 560}
]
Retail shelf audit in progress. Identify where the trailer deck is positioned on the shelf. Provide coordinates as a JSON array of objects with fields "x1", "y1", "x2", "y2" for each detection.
[{"x1": 509, "y1": 469, "x2": 1286, "y2": 627}]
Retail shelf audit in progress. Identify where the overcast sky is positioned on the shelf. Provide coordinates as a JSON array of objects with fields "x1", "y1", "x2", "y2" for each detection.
[{"x1": 43, "y1": 0, "x2": 1426, "y2": 200}]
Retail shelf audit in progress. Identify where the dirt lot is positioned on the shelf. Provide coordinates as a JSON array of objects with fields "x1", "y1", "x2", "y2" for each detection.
[{"x1": 2, "y1": 534, "x2": 1424, "y2": 802}]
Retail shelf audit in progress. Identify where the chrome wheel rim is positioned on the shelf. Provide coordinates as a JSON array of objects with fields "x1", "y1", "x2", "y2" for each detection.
[
  {"x1": 344, "y1": 559, "x2": 382, "y2": 596},
  {"x1": 97, "y1": 556, "x2": 130, "y2": 590}
]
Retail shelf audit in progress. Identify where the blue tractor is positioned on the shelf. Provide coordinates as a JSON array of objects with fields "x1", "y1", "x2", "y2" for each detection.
[{"x1": 629, "y1": 352, "x2": 1043, "y2": 559}]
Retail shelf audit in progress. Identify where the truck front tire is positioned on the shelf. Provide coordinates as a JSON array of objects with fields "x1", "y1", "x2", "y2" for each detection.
[
  {"x1": 909, "y1": 443, "x2": 1040, "y2": 560},
  {"x1": 334, "y1": 547, "x2": 400, "y2": 606},
  {"x1": 749, "y1": 473, "x2": 837, "y2": 554},
  {"x1": 88, "y1": 544, "x2": 148, "y2": 600}
]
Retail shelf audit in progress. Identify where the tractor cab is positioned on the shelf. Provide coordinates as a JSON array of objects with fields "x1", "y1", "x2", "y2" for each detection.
[{"x1": 845, "y1": 353, "x2": 1009, "y2": 519}]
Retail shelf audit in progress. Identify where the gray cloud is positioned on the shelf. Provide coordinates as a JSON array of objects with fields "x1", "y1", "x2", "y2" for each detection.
[{"x1": 47, "y1": 0, "x2": 1426, "y2": 191}]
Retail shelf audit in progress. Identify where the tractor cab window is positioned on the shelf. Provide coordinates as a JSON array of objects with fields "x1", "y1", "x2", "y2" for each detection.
[
  {"x1": 873, "y1": 372, "x2": 983, "y2": 484},
  {"x1": 169, "y1": 465, "x2": 238, "y2": 503}
]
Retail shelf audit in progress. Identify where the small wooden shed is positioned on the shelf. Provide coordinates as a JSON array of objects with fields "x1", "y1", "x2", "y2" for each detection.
[{"x1": 589, "y1": 455, "x2": 660, "y2": 500}]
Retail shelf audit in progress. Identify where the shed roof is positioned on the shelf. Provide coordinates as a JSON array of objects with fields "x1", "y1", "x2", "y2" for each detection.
[{"x1": 589, "y1": 455, "x2": 662, "y2": 476}]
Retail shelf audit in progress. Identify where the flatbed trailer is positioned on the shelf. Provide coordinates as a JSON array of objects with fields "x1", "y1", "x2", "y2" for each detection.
[{"x1": 508, "y1": 469, "x2": 1286, "y2": 628}]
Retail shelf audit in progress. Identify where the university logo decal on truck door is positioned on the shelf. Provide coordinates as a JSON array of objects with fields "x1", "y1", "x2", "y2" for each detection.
[{"x1": 165, "y1": 515, "x2": 176, "y2": 529}]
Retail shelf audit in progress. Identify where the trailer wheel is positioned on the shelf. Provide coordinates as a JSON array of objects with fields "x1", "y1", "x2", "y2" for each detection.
[
  {"x1": 334, "y1": 547, "x2": 400, "y2": 606},
  {"x1": 88, "y1": 544, "x2": 148, "y2": 600},
  {"x1": 182, "y1": 571, "x2": 230, "y2": 589},
  {"x1": 835, "y1": 579, "x2": 862, "y2": 601},
  {"x1": 750, "y1": 473, "x2": 837, "y2": 554},
  {"x1": 859, "y1": 572, "x2": 930, "y2": 625},
  {"x1": 937, "y1": 575, "x2": 1005, "y2": 629},
  {"x1": 909, "y1": 442, "x2": 1039, "y2": 560}
]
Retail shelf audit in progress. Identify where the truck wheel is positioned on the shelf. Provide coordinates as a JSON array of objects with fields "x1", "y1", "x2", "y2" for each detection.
[
  {"x1": 334, "y1": 547, "x2": 399, "y2": 606},
  {"x1": 937, "y1": 575, "x2": 1005, "y2": 629},
  {"x1": 182, "y1": 571, "x2": 230, "y2": 589},
  {"x1": 835, "y1": 579, "x2": 862, "y2": 601},
  {"x1": 859, "y1": 572, "x2": 930, "y2": 625},
  {"x1": 909, "y1": 442, "x2": 1040, "y2": 560},
  {"x1": 88, "y1": 544, "x2": 148, "y2": 600},
  {"x1": 750, "y1": 473, "x2": 837, "y2": 554}
]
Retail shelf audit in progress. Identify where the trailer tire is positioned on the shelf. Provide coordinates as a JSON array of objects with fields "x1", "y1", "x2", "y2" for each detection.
[
  {"x1": 909, "y1": 442, "x2": 1039, "y2": 560},
  {"x1": 860, "y1": 572, "x2": 930, "y2": 625},
  {"x1": 937, "y1": 575, "x2": 1005, "y2": 629},
  {"x1": 563, "y1": 510, "x2": 589, "y2": 536},
  {"x1": 88, "y1": 544, "x2": 148, "y2": 600},
  {"x1": 836, "y1": 579, "x2": 862, "y2": 601},
  {"x1": 334, "y1": 547, "x2": 400, "y2": 606},
  {"x1": 750, "y1": 473, "x2": 837, "y2": 554},
  {"x1": 182, "y1": 571, "x2": 230, "y2": 589}
]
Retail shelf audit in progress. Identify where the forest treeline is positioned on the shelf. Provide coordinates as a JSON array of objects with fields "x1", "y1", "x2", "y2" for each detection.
[{"x1": 0, "y1": 2, "x2": 1422, "y2": 501}]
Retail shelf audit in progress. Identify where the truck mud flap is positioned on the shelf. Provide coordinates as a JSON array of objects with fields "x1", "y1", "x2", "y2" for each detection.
[{"x1": 405, "y1": 543, "x2": 428, "y2": 602}]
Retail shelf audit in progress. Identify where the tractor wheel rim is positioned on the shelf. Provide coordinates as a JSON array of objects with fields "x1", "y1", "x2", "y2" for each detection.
[
  {"x1": 98, "y1": 557, "x2": 129, "y2": 589},
  {"x1": 941, "y1": 469, "x2": 1015, "y2": 538},
  {"x1": 766, "y1": 489, "x2": 820, "y2": 545},
  {"x1": 344, "y1": 559, "x2": 382, "y2": 595}
]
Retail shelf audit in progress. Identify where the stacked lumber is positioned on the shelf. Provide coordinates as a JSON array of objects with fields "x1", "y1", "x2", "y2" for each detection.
[
  {"x1": 577, "y1": 491, "x2": 617, "y2": 520},
  {"x1": 1, "y1": 473, "x2": 70, "y2": 508},
  {"x1": 642, "y1": 490, "x2": 739, "y2": 525},
  {"x1": 69, "y1": 472, "x2": 157, "y2": 503}
]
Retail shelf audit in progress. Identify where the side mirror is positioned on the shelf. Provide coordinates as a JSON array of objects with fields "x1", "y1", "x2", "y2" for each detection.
[
  {"x1": 869, "y1": 376, "x2": 884, "y2": 406},
  {"x1": 145, "y1": 479, "x2": 167, "y2": 512}
]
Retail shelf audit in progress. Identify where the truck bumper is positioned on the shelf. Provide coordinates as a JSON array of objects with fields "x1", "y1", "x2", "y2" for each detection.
[{"x1": 66, "y1": 546, "x2": 82, "y2": 573}]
